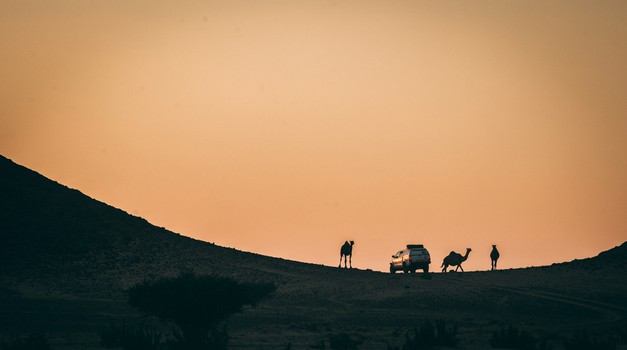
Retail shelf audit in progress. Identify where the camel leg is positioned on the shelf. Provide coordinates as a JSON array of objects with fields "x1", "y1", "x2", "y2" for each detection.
[
  {"x1": 459, "y1": 264, "x2": 464, "y2": 272},
  {"x1": 339, "y1": 254, "x2": 343, "y2": 268},
  {"x1": 349, "y1": 254, "x2": 352, "y2": 269},
  {"x1": 494, "y1": 259, "x2": 498, "y2": 270}
]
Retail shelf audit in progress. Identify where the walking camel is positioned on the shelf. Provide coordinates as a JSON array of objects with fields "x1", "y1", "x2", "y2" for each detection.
[
  {"x1": 490, "y1": 244, "x2": 500, "y2": 270},
  {"x1": 441, "y1": 248, "x2": 472, "y2": 272},
  {"x1": 339, "y1": 241, "x2": 354, "y2": 268}
]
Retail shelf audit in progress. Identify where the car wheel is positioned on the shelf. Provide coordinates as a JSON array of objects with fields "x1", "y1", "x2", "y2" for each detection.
[{"x1": 423, "y1": 265, "x2": 429, "y2": 273}]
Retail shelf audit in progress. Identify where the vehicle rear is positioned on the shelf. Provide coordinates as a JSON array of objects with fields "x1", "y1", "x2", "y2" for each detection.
[
  {"x1": 389, "y1": 244, "x2": 431, "y2": 273},
  {"x1": 408, "y1": 248, "x2": 431, "y2": 271}
]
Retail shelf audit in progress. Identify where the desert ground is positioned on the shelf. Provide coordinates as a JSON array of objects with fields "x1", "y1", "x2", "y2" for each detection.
[
  {"x1": 1, "y1": 155, "x2": 626, "y2": 349},
  {"x1": 1, "y1": 246, "x2": 626, "y2": 350}
]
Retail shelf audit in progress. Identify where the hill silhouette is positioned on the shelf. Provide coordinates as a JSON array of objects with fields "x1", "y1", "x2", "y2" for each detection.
[
  {"x1": 0, "y1": 154, "x2": 172, "y2": 263},
  {"x1": 581, "y1": 242, "x2": 627, "y2": 266},
  {"x1": 1, "y1": 154, "x2": 626, "y2": 349},
  {"x1": 558, "y1": 241, "x2": 627, "y2": 269},
  {"x1": 594, "y1": 241, "x2": 627, "y2": 265},
  {"x1": 0, "y1": 154, "x2": 312, "y2": 298}
]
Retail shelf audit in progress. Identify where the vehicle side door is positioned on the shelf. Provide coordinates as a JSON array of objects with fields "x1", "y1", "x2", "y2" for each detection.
[
  {"x1": 391, "y1": 251, "x2": 403, "y2": 267},
  {"x1": 401, "y1": 249, "x2": 411, "y2": 264}
]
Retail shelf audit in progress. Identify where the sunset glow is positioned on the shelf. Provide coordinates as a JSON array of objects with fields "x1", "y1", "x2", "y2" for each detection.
[{"x1": 2, "y1": 0, "x2": 626, "y2": 271}]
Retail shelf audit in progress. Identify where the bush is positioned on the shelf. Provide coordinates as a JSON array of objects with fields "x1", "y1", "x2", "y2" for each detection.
[
  {"x1": 1, "y1": 334, "x2": 51, "y2": 350},
  {"x1": 490, "y1": 325, "x2": 536, "y2": 349},
  {"x1": 563, "y1": 331, "x2": 616, "y2": 350},
  {"x1": 100, "y1": 323, "x2": 163, "y2": 350},
  {"x1": 402, "y1": 319, "x2": 458, "y2": 349},
  {"x1": 127, "y1": 272, "x2": 275, "y2": 350},
  {"x1": 310, "y1": 340, "x2": 326, "y2": 349},
  {"x1": 329, "y1": 333, "x2": 361, "y2": 350}
]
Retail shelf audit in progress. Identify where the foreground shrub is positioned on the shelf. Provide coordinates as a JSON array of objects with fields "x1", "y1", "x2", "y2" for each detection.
[
  {"x1": 402, "y1": 319, "x2": 458, "y2": 349},
  {"x1": 310, "y1": 339, "x2": 327, "y2": 349},
  {"x1": 1, "y1": 334, "x2": 51, "y2": 350},
  {"x1": 490, "y1": 325, "x2": 537, "y2": 349},
  {"x1": 563, "y1": 331, "x2": 616, "y2": 350},
  {"x1": 100, "y1": 323, "x2": 163, "y2": 350},
  {"x1": 127, "y1": 272, "x2": 275, "y2": 350},
  {"x1": 329, "y1": 333, "x2": 361, "y2": 350}
]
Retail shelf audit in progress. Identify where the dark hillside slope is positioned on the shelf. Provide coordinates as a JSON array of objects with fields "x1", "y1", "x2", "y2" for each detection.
[
  {"x1": 594, "y1": 241, "x2": 627, "y2": 265},
  {"x1": 0, "y1": 155, "x2": 172, "y2": 262},
  {"x1": 559, "y1": 241, "x2": 627, "y2": 269},
  {"x1": 0, "y1": 155, "x2": 314, "y2": 297},
  {"x1": 1, "y1": 155, "x2": 626, "y2": 349}
]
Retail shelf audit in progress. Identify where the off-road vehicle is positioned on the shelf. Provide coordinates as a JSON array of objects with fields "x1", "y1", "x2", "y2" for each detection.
[{"x1": 389, "y1": 244, "x2": 431, "y2": 273}]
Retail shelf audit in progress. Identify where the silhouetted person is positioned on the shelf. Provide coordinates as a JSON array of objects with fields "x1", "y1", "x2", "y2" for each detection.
[
  {"x1": 339, "y1": 241, "x2": 354, "y2": 268},
  {"x1": 490, "y1": 244, "x2": 500, "y2": 270},
  {"x1": 441, "y1": 248, "x2": 472, "y2": 272}
]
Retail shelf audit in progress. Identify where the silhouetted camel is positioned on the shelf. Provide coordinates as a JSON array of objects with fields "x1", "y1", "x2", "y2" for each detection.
[
  {"x1": 441, "y1": 248, "x2": 472, "y2": 272},
  {"x1": 339, "y1": 241, "x2": 354, "y2": 268},
  {"x1": 490, "y1": 244, "x2": 500, "y2": 270}
]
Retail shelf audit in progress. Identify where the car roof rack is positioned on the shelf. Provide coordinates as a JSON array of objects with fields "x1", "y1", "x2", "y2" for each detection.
[{"x1": 406, "y1": 244, "x2": 424, "y2": 249}]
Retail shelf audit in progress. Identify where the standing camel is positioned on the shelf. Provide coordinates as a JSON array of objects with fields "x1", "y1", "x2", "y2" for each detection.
[
  {"x1": 339, "y1": 241, "x2": 354, "y2": 268},
  {"x1": 490, "y1": 245, "x2": 500, "y2": 270},
  {"x1": 441, "y1": 248, "x2": 472, "y2": 272}
]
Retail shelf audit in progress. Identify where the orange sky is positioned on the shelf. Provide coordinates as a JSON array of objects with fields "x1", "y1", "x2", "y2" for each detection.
[{"x1": 1, "y1": 0, "x2": 626, "y2": 271}]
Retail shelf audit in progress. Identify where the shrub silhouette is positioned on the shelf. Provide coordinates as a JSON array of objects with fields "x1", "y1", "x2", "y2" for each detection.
[
  {"x1": 1, "y1": 334, "x2": 51, "y2": 350},
  {"x1": 490, "y1": 325, "x2": 536, "y2": 349},
  {"x1": 310, "y1": 340, "x2": 326, "y2": 349},
  {"x1": 563, "y1": 331, "x2": 616, "y2": 350},
  {"x1": 402, "y1": 319, "x2": 458, "y2": 349},
  {"x1": 329, "y1": 333, "x2": 361, "y2": 350},
  {"x1": 100, "y1": 323, "x2": 163, "y2": 350},
  {"x1": 168, "y1": 326, "x2": 228, "y2": 350},
  {"x1": 127, "y1": 272, "x2": 275, "y2": 349}
]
